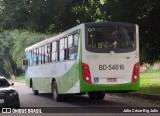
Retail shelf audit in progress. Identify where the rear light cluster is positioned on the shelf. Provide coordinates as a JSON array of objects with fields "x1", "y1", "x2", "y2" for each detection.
[
  {"x1": 132, "y1": 62, "x2": 139, "y2": 82},
  {"x1": 82, "y1": 63, "x2": 92, "y2": 83}
]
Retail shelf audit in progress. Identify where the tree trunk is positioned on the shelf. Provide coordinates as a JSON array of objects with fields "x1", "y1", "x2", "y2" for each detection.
[{"x1": 4, "y1": 54, "x2": 16, "y2": 80}]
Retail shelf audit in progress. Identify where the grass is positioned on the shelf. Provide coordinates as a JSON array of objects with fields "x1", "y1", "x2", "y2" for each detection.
[
  {"x1": 110, "y1": 72, "x2": 160, "y2": 103},
  {"x1": 143, "y1": 68, "x2": 160, "y2": 73},
  {"x1": 139, "y1": 73, "x2": 160, "y2": 95},
  {"x1": 15, "y1": 75, "x2": 25, "y2": 82},
  {"x1": 140, "y1": 72, "x2": 160, "y2": 79},
  {"x1": 140, "y1": 80, "x2": 160, "y2": 95}
]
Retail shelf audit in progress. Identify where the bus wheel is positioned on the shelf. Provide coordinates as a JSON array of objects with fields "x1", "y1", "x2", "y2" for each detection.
[
  {"x1": 88, "y1": 91, "x2": 105, "y2": 100},
  {"x1": 32, "y1": 89, "x2": 39, "y2": 95},
  {"x1": 52, "y1": 81, "x2": 61, "y2": 102}
]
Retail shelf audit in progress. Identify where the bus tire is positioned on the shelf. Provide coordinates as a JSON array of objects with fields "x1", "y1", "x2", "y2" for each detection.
[
  {"x1": 88, "y1": 91, "x2": 105, "y2": 100},
  {"x1": 52, "y1": 81, "x2": 61, "y2": 102},
  {"x1": 32, "y1": 88, "x2": 39, "y2": 95}
]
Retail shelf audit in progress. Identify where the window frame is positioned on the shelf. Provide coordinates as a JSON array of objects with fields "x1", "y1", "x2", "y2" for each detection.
[{"x1": 85, "y1": 23, "x2": 136, "y2": 53}]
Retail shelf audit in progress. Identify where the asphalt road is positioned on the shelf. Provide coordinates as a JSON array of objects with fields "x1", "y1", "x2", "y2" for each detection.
[{"x1": 1, "y1": 81, "x2": 160, "y2": 116}]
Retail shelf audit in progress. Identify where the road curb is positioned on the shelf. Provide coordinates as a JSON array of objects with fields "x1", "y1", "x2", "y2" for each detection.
[{"x1": 9, "y1": 80, "x2": 25, "y2": 83}]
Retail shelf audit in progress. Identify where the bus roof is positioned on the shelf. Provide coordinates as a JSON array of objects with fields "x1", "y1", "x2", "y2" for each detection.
[
  {"x1": 25, "y1": 23, "x2": 84, "y2": 52},
  {"x1": 25, "y1": 22, "x2": 136, "y2": 52}
]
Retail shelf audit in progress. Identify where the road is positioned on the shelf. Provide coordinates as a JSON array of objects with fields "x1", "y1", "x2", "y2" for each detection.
[{"x1": 1, "y1": 81, "x2": 160, "y2": 116}]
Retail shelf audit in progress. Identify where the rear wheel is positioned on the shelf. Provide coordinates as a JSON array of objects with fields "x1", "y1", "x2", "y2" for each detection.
[
  {"x1": 31, "y1": 80, "x2": 39, "y2": 95},
  {"x1": 88, "y1": 91, "x2": 105, "y2": 100},
  {"x1": 52, "y1": 81, "x2": 61, "y2": 102},
  {"x1": 32, "y1": 88, "x2": 39, "y2": 95}
]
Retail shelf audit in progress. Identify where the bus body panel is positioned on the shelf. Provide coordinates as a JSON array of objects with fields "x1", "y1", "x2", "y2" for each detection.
[
  {"x1": 25, "y1": 61, "x2": 80, "y2": 94},
  {"x1": 82, "y1": 51, "x2": 139, "y2": 85},
  {"x1": 80, "y1": 79, "x2": 140, "y2": 92},
  {"x1": 80, "y1": 23, "x2": 139, "y2": 92},
  {"x1": 24, "y1": 25, "x2": 84, "y2": 94},
  {"x1": 23, "y1": 22, "x2": 139, "y2": 95}
]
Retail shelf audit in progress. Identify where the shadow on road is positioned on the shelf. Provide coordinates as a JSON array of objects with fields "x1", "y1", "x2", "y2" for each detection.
[{"x1": 37, "y1": 93, "x2": 128, "y2": 107}]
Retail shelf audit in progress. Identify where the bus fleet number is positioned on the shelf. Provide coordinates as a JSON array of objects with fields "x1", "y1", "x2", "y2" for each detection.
[{"x1": 99, "y1": 64, "x2": 125, "y2": 70}]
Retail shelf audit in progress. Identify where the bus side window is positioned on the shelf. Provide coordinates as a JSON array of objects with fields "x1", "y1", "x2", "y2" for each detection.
[
  {"x1": 68, "y1": 35, "x2": 74, "y2": 60},
  {"x1": 64, "y1": 37, "x2": 68, "y2": 49},
  {"x1": 52, "y1": 42, "x2": 57, "y2": 62},
  {"x1": 28, "y1": 51, "x2": 31, "y2": 66},
  {"x1": 68, "y1": 35, "x2": 73, "y2": 48},
  {"x1": 73, "y1": 33, "x2": 78, "y2": 59},
  {"x1": 39, "y1": 47, "x2": 42, "y2": 64},
  {"x1": 24, "y1": 51, "x2": 29, "y2": 67},
  {"x1": 59, "y1": 38, "x2": 65, "y2": 61},
  {"x1": 31, "y1": 50, "x2": 33, "y2": 65},
  {"x1": 64, "y1": 37, "x2": 69, "y2": 60},
  {"x1": 47, "y1": 44, "x2": 51, "y2": 63},
  {"x1": 45, "y1": 45, "x2": 48, "y2": 63},
  {"x1": 36, "y1": 48, "x2": 39, "y2": 65},
  {"x1": 42, "y1": 46, "x2": 45, "y2": 64},
  {"x1": 74, "y1": 34, "x2": 78, "y2": 46},
  {"x1": 33, "y1": 49, "x2": 37, "y2": 65}
]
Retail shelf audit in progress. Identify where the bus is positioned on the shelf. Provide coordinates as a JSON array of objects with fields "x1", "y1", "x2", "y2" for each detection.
[{"x1": 22, "y1": 22, "x2": 139, "y2": 101}]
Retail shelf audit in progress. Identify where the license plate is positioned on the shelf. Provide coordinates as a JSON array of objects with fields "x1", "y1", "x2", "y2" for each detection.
[
  {"x1": 107, "y1": 78, "x2": 117, "y2": 82},
  {"x1": 0, "y1": 99, "x2": 4, "y2": 104}
]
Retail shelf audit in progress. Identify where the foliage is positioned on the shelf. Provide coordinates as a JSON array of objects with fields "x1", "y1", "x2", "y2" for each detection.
[
  {"x1": 104, "y1": 0, "x2": 160, "y2": 64},
  {"x1": 0, "y1": 0, "x2": 160, "y2": 77},
  {"x1": 0, "y1": 30, "x2": 45, "y2": 77},
  {"x1": 15, "y1": 75, "x2": 25, "y2": 82},
  {"x1": 10, "y1": 30, "x2": 45, "y2": 68},
  {"x1": 0, "y1": 31, "x2": 16, "y2": 77}
]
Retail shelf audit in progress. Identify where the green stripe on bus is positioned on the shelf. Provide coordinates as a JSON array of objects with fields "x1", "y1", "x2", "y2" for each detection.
[
  {"x1": 56, "y1": 30, "x2": 83, "y2": 93},
  {"x1": 80, "y1": 78, "x2": 140, "y2": 92},
  {"x1": 56, "y1": 62, "x2": 78, "y2": 93}
]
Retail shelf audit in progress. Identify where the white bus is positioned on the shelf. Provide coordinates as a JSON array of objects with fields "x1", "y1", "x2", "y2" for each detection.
[{"x1": 22, "y1": 22, "x2": 139, "y2": 101}]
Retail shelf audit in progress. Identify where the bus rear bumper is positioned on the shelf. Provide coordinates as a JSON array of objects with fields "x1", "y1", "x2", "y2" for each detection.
[{"x1": 80, "y1": 79, "x2": 140, "y2": 93}]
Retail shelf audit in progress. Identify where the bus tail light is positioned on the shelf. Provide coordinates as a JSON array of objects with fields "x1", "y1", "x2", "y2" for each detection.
[
  {"x1": 82, "y1": 63, "x2": 92, "y2": 83},
  {"x1": 132, "y1": 62, "x2": 139, "y2": 82}
]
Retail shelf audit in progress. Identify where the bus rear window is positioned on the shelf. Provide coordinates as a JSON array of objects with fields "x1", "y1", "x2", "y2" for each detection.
[{"x1": 86, "y1": 26, "x2": 136, "y2": 53}]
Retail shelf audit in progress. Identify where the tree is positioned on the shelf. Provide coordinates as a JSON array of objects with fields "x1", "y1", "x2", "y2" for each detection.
[
  {"x1": 0, "y1": 0, "x2": 160, "y2": 79},
  {"x1": 0, "y1": 31, "x2": 17, "y2": 79},
  {"x1": 0, "y1": 0, "x2": 28, "y2": 31},
  {"x1": 103, "y1": 0, "x2": 160, "y2": 64},
  {"x1": 0, "y1": 30, "x2": 46, "y2": 77},
  {"x1": 139, "y1": 0, "x2": 160, "y2": 64},
  {"x1": 10, "y1": 30, "x2": 46, "y2": 68}
]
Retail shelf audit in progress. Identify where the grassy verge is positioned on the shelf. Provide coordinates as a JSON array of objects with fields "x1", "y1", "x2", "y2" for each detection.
[
  {"x1": 143, "y1": 68, "x2": 160, "y2": 73},
  {"x1": 15, "y1": 75, "x2": 25, "y2": 82},
  {"x1": 110, "y1": 72, "x2": 160, "y2": 103},
  {"x1": 139, "y1": 72, "x2": 160, "y2": 95},
  {"x1": 140, "y1": 72, "x2": 160, "y2": 79}
]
